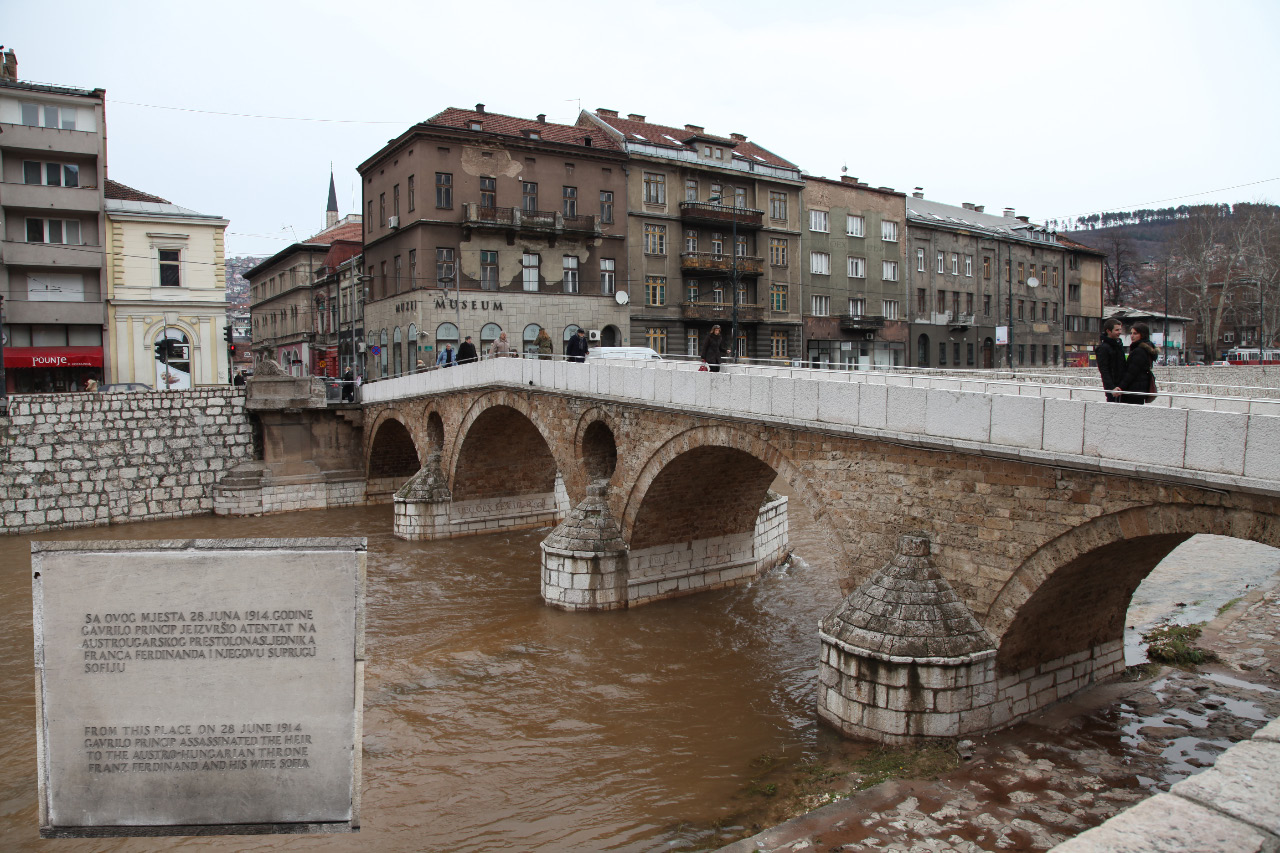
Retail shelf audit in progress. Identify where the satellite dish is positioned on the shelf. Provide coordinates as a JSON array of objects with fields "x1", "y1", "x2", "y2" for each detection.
[
  {"x1": 615, "y1": 291, "x2": 630, "y2": 305},
  {"x1": 1027, "y1": 276, "x2": 1040, "y2": 288}
]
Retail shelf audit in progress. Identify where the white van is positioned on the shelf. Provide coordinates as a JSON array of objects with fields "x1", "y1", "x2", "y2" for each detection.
[{"x1": 587, "y1": 347, "x2": 663, "y2": 361}]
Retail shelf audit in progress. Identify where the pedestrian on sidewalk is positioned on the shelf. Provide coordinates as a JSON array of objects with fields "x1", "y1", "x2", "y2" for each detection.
[{"x1": 702, "y1": 325, "x2": 726, "y2": 373}]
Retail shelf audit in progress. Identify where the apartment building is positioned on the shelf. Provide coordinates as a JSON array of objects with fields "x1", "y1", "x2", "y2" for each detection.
[
  {"x1": 800, "y1": 176, "x2": 907, "y2": 368},
  {"x1": 0, "y1": 54, "x2": 108, "y2": 393},
  {"x1": 579, "y1": 109, "x2": 804, "y2": 360},
  {"x1": 357, "y1": 106, "x2": 631, "y2": 377},
  {"x1": 906, "y1": 196, "x2": 1066, "y2": 369},
  {"x1": 104, "y1": 180, "x2": 230, "y2": 388},
  {"x1": 1057, "y1": 235, "x2": 1106, "y2": 365}
]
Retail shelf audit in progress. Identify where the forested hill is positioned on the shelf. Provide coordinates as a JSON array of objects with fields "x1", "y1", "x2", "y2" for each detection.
[
  {"x1": 1055, "y1": 202, "x2": 1279, "y2": 263},
  {"x1": 1050, "y1": 202, "x2": 1276, "y2": 232}
]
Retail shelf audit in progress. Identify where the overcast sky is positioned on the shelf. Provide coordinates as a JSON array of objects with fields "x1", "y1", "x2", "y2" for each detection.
[{"x1": 7, "y1": 0, "x2": 1278, "y2": 258}]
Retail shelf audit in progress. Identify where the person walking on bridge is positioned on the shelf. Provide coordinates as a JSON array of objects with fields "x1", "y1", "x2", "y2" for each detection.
[
  {"x1": 1095, "y1": 318, "x2": 1125, "y2": 402},
  {"x1": 566, "y1": 328, "x2": 590, "y2": 363},
  {"x1": 436, "y1": 343, "x2": 457, "y2": 368},
  {"x1": 1117, "y1": 322, "x2": 1159, "y2": 404},
  {"x1": 457, "y1": 335, "x2": 477, "y2": 365},
  {"x1": 489, "y1": 331, "x2": 516, "y2": 359},
  {"x1": 702, "y1": 325, "x2": 726, "y2": 373}
]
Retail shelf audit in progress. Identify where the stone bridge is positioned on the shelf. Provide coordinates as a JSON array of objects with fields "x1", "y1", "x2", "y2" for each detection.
[{"x1": 221, "y1": 359, "x2": 1280, "y2": 743}]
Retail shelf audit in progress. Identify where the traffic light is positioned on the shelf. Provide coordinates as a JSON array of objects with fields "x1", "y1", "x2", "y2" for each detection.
[
  {"x1": 154, "y1": 340, "x2": 168, "y2": 360},
  {"x1": 223, "y1": 325, "x2": 233, "y2": 345}
]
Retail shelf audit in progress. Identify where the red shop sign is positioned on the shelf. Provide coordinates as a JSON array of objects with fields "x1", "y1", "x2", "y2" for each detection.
[{"x1": 3, "y1": 346, "x2": 104, "y2": 368}]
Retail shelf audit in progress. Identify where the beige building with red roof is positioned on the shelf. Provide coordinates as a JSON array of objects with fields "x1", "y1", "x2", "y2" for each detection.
[{"x1": 578, "y1": 108, "x2": 805, "y2": 360}]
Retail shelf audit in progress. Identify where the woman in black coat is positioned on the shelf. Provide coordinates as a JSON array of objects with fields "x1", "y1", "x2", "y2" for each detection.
[
  {"x1": 1095, "y1": 318, "x2": 1126, "y2": 402},
  {"x1": 1117, "y1": 322, "x2": 1159, "y2": 404},
  {"x1": 701, "y1": 325, "x2": 725, "y2": 373}
]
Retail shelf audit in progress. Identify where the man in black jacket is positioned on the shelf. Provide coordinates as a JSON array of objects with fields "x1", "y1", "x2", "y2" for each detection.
[
  {"x1": 566, "y1": 328, "x2": 589, "y2": 363},
  {"x1": 1095, "y1": 318, "x2": 1125, "y2": 402},
  {"x1": 456, "y1": 335, "x2": 478, "y2": 365}
]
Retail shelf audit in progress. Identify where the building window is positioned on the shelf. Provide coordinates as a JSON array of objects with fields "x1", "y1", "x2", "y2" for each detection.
[
  {"x1": 1017, "y1": 262, "x2": 1025, "y2": 284},
  {"x1": 379, "y1": 193, "x2": 386, "y2": 226},
  {"x1": 408, "y1": 175, "x2": 415, "y2": 212},
  {"x1": 686, "y1": 229, "x2": 698, "y2": 252},
  {"x1": 686, "y1": 179, "x2": 699, "y2": 202},
  {"x1": 939, "y1": 342, "x2": 947, "y2": 366},
  {"x1": 645, "y1": 276, "x2": 666, "y2": 306},
  {"x1": 22, "y1": 102, "x2": 76, "y2": 129},
  {"x1": 436, "y1": 248, "x2": 454, "y2": 286},
  {"x1": 848, "y1": 256, "x2": 866, "y2": 278},
  {"x1": 480, "y1": 177, "x2": 496, "y2": 209},
  {"x1": 882, "y1": 260, "x2": 898, "y2": 281},
  {"x1": 771, "y1": 282, "x2": 788, "y2": 312},
  {"x1": 951, "y1": 253, "x2": 959, "y2": 275},
  {"x1": 954, "y1": 342, "x2": 961, "y2": 366},
  {"x1": 1041, "y1": 303, "x2": 1048, "y2": 321},
  {"x1": 937, "y1": 251, "x2": 945, "y2": 273},
  {"x1": 522, "y1": 253, "x2": 540, "y2": 291},
  {"x1": 1042, "y1": 344, "x2": 1049, "y2": 364},
  {"x1": 850, "y1": 298, "x2": 866, "y2": 316},
  {"x1": 771, "y1": 332, "x2": 788, "y2": 359},
  {"x1": 158, "y1": 249, "x2": 181, "y2": 286},
  {"x1": 847, "y1": 215, "x2": 865, "y2": 237},
  {"x1": 393, "y1": 184, "x2": 400, "y2": 219},
  {"x1": 769, "y1": 191, "x2": 787, "y2": 220},
  {"x1": 917, "y1": 288, "x2": 927, "y2": 314},
  {"x1": 734, "y1": 186, "x2": 747, "y2": 208},
  {"x1": 687, "y1": 282, "x2": 700, "y2": 303},
  {"x1": 1017, "y1": 299, "x2": 1025, "y2": 320},
  {"x1": 984, "y1": 294, "x2": 991, "y2": 316},
  {"x1": 643, "y1": 223, "x2": 667, "y2": 255},
  {"x1": 883, "y1": 299, "x2": 899, "y2": 320},
  {"x1": 563, "y1": 186, "x2": 578, "y2": 217},
  {"x1": 967, "y1": 342, "x2": 975, "y2": 366},
  {"x1": 600, "y1": 190, "x2": 613, "y2": 223},
  {"x1": 811, "y1": 295, "x2": 831, "y2": 316},
  {"x1": 938, "y1": 291, "x2": 947, "y2": 314},
  {"x1": 408, "y1": 249, "x2": 418, "y2": 286},
  {"x1": 600, "y1": 258, "x2": 615, "y2": 294},
  {"x1": 1029, "y1": 345, "x2": 1037, "y2": 366},
  {"x1": 646, "y1": 327, "x2": 668, "y2": 354},
  {"x1": 769, "y1": 238, "x2": 788, "y2": 266},
  {"x1": 480, "y1": 251, "x2": 498, "y2": 290},
  {"x1": 394, "y1": 255, "x2": 403, "y2": 291},
  {"x1": 810, "y1": 251, "x2": 830, "y2": 275},
  {"x1": 881, "y1": 220, "x2": 899, "y2": 242},
  {"x1": 916, "y1": 248, "x2": 925, "y2": 272},
  {"x1": 25, "y1": 218, "x2": 82, "y2": 245},
  {"x1": 435, "y1": 173, "x2": 452, "y2": 208},
  {"x1": 1069, "y1": 283, "x2": 1081, "y2": 301},
  {"x1": 1005, "y1": 258, "x2": 1012, "y2": 282},
  {"x1": 24, "y1": 161, "x2": 79, "y2": 187},
  {"x1": 983, "y1": 256, "x2": 991, "y2": 279},
  {"x1": 809, "y1": 210, "x2": 829, "y2": 233},
  {"x1": 710, "y1": 183, "x2": 723, "y2": 204},
  {"x1": 563, "y1": 256, "x2": 579, "y2": 293},
  {"x1": 966, "y1": 292, "x2": 974, "y2": 315},
  {"x1": 1053, "y1": 345, "x2": 1059, "y2": 364},
  {"x1": 735, "y1": 235, "x2": 747, "y2": 258},
  {"x1": 367, "y1": 200, "x2": 373, "y2": 231},
  {"x1": 643, "y1": 172, "x2": 666, "y2": 204},
  {"x1": 965, "y1": 254, "x2": 973, "y2": 277},
  {"x1": 686, "y1": 330, "x2": 699, "y2": 356},
  {"x1": 711, "y1": 233, "x2": 724, "y2": 256},
  {"x1": 522, "y1": 181, "x2": 538, "y2": 211},
  {"x1": 1052, "y1": 266, "x2": 1059, "y2": 287}
]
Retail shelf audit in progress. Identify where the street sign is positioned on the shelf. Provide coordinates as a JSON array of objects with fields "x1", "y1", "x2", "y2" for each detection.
[{"x1": 369, "y1": 345, "x2": 381, "y2": 355}]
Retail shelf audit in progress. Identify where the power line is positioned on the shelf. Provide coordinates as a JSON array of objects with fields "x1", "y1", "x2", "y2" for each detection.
[{"x1": 1054, "y1": 177, "x2": 1280, "y2": 222}]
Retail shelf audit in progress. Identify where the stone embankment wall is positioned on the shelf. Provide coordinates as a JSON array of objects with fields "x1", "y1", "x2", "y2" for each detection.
[{"x1": 1, "y1": 390, "x2": 254, "y2": 535}]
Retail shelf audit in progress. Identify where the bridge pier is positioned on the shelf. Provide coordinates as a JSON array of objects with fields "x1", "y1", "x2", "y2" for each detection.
[
  {"x1": 393, "y1": 452, "x2": 453, "y2": 539},
  {"x1": 818, "y1": 531, "x2": 999, "y2": 743},
  {"x1": 541, "y1": 482, "x2": 630, "y2": 610}
]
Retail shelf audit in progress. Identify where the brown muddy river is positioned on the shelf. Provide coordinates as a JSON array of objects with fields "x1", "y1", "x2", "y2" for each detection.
[{"x1": 0, "y1": 491, "x2": 849, "y2": 852}]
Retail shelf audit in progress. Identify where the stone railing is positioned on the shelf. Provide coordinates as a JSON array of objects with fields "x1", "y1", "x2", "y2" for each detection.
[{"x1": 359, "y1": 358, "x2": 1280, "y2": 493}]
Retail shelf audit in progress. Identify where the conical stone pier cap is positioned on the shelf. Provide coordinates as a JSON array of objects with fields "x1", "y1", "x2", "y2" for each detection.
[
  {"x1": 394, "y1": 451, "x2": 452, "y2": 501},
  {"x1": 542, "y1": 481, "x2": 626, "y2": 553},
  {"x1": 821, "y1": 530, "x2": 995, "y2": 660}
]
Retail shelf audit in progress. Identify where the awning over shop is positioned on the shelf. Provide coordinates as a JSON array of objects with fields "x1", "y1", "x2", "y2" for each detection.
[{"x1": 3, "y1": 346, "x2": 104, "y2": 368}]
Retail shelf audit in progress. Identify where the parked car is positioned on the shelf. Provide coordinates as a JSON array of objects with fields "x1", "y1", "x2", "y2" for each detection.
[
  {"x1": 96, "y1": 383, "x2": 151, "y2": 393},
  {"x1": 587, "y1": 347, "x2": 663, "y2": 361}
]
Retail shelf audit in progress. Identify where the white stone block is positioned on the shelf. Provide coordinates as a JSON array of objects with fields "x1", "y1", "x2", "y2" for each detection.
[
  {"x1": 552, "y1": 359, "x2": 567, "y2": 389},
  {"x1": 859, "y1": 383, "x2": 889, "y2": 429},
  {"x1": 653, "y1": 368, "x2": 672, "y2": 404},
  {"x1": 1244, "y1": 414, "x2": 1280, "y2": 480},
  {"x1": 566, "y1": 363, "x2": 590, "y2": 393},
  {"x1": 671, "y1": 371, "x2": 696, "y2": 407},
  {"x1": 620, "y1": 367, "x2": 644, "y2": 401},
  {"x1": 748, "y1": 375, "x2": 772, "y2": 415},
  {"x1": 1184, "y1": 410, "x2": 1248, "y2": 475},
  {"x1": 1212, "y1": 397, "x2": 1252, "y2": 414},
  {"x1": 793, "y1": 378, "x2": 819, "y2": 421},
  {"x1": 990, "y1": 394, "x2": 1044, "y2": 449},
  {"x1": 771, "y1": 377, "x2": 794, "y2": 419},
  {"x1": 494, "y1": 357, "x2": 521, "y2": 384},
  {"x1": 925, "y1": 388, "x2": 991, "y2": 442},
  {"x1": 1042, "y1": 398, "x2": 1086, "y2": 455},
  {"x1": 727, "y1": 372, "x2": 752, "y2": 412},
  {"x1": 1250, "y1": 401, "x2": 1280, "y2": 418},
  {"x1": 885, "y1": 385, "x2": 927, "y2": 434},
  {"x1": 639, "y1": 366, "x2": 657, "y2": 401},
  {"x1": 1083, "y1": 402, "x2": 1187, "y2": 466},
  {"x1": 692, "y1": 371, "x2": 712, "y2": 408},
  {"x1": 817, "y1": 380, "x2": 859, "y2": 426}
]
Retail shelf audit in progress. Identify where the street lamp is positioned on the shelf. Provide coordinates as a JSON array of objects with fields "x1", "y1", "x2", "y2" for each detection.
[{"x1": 1163, "y1": 257, "x2": 1170, "y2": 366}]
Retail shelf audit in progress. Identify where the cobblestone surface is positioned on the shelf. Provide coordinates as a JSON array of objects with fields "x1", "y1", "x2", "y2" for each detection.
[{"x1": 717, "y1": 572, "x2": 1280, "y2": 853}]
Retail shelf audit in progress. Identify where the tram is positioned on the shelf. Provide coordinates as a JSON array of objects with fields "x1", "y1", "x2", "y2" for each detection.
[{"x1": 1224, "y1": 347, "x2": 1280, "y2": 365}]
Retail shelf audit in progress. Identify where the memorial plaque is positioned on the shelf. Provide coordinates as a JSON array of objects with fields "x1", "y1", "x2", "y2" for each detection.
[{"x1": 32, "y1": 538, "x2": 365, "y2": 837}]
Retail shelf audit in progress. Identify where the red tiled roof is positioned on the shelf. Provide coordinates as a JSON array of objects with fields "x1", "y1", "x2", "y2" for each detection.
[
  {"x1": 322, "y1": 239, "x2": 361, "y2": 269},
  {"x1": 426, "y1": 107, "x2": 621, "y2": 151},
  {"x1": 307, "y1": 220, "x2": 364, "y2": 245},
  {"x1": 587, "y1": 113, "x2": 799, "y2": 170},
  {"x1": 104, "y1": 179, "x2": 169, "y2": 203}
]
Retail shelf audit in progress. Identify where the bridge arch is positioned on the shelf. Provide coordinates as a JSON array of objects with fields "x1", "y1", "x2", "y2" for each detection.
[
  {"x1": 448, "y1": 392, "x2": 569, "y2": 503},
  {"x1": 366, "y1": 410, "x2": 422, "y2": 502},
  {"x1": 988, "y1": 502, "x2": 1280, "y2": 673},
  {"x1": 622, "y1": 424, "x2": 848, "y2": 566},
  {"x1": 574, "y1": 408, "x2": 619, "y2": 484}
]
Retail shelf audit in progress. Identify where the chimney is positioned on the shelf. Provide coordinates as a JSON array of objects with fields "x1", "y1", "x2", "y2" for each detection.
[
  {"x1": 627, "y1": 113, "x2": 646, "y2": 122},
  {"x1": 1, "y1": 49, "x2": 16, "y2": 83},
  {"x1": 1016, "y1": 215, "x2": 1030, "y2": 223},
  {"x1": 1003, "y1": 207, "x2": 1016, "y2": 218},
  {"x1": 840, "y1": 176, "x2": 858, "y2": 184},
  {"x1": 974, "y1": 205, "x2": 985, "y2": 213},
  {"x1": 597, "y1": 108, "x2": 618, "y2": 118},
  {"x1": 537, "y1": 113, "x2": 546, "y2": 123},
  {"x1": 684, "y1": 124, "x2": 704, "y2": 134},
  {"x1": 730, "y1": 133, "x2": 747, "y2": 142},
  {"x1": 475, "y1": 103, "x2": 485, "y2": 113},
  {"x1": 912, "y1": 186, "x2": 924, "y2": 199},
  {"x1": 961, "y1": 202, "x2": 975, "y2": 210}
]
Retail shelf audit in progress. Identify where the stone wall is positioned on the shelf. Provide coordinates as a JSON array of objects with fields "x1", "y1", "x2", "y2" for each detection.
[{"x1": 1, "y1": 390, "x2": 254, "y2": 534}]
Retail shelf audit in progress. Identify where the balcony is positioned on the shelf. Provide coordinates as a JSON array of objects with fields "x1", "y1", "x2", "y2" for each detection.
[
  {"x1": 680, "y1": 301, "x2": 766, "y2": 322},
  {"x1": 0, "y1": 123, "x2": 101, "y2": 156},
  {"x1": 679, "y1": 202, "x2": 764, "y2": 230},
  {"x1": 2, "y1": 181, "x2": 101, "y2": 213},
  {"x1": 679, "y1": 252, "x2": 764, "y2": 276},
  {"x1": 839, "y1": 314, "x2": 886, "y2": 331},
  {"x1": 1, "y1": 239, "x2": 103, "y2": 268},
  {"x1": 462, "y1": 203, "x2": 600, "y2": 242}
]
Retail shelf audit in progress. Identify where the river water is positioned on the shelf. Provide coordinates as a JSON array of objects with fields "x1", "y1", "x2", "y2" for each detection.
[{"x1": 0, "y1": 496, "x2": 1275, "y2": 852}]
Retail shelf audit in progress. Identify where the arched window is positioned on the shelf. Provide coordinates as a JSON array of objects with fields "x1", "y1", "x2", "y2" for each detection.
[
  {"x1": 155, "y1": 328, "x2": 193, "y2": 390},
  {"x1": 600, "y1": 324, "x2": 620, "y2": 347},
  {"x1": 436, "y1": 322, "x2": 459, "y2": 347},
  {"x1": 562, "y1": 324, "x2": 581, "y2": 354},
  {"x1": 917, "y1": 334, "x2": 930, "y2": 367},
  {"x1": 379, "y1": 329, "x2": 389, "y2": 378},
  {"x1": 393, "y1": 327, "x2": 404, "y2": 376},
  {"x1": 523, "y1": 323, "x2": 542, "y2": 357},
  {"x1": 480, "y1": 323, "x2": 502, "y2": 350}
]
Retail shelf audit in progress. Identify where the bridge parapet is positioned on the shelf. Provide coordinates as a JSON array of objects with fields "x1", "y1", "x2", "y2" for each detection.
[{"x1": 359, "y1": 358, "x2": 1280, "y2": 494}]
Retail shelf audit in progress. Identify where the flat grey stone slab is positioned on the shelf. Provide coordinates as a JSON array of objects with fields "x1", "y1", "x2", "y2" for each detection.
[
  {"x1": 1050, "y1": 793, "x2": 1277, "y2": 853},
  {"x1": 33, "y1": 539, "x2": 365, "y2": 836},
  {"x1": 1170, "y1": 739, "x2": 1280, "y2": 837}
]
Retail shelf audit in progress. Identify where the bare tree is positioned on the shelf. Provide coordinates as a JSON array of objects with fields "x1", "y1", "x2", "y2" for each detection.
[
  {"x1": 1169, "y1": 206, "x2": 1251, "y2": 361},
  {"x1": 1101, "y1": 232, "x2": 1139, "y2": 305},
  {"x1": 1234, "y1": 204, "x2": 1280, "y2": 348}
]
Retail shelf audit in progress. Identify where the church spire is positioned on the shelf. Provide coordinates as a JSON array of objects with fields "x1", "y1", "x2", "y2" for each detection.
[{"x1": 325, "y1": 165, "x2": 339, "y2": 229}]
